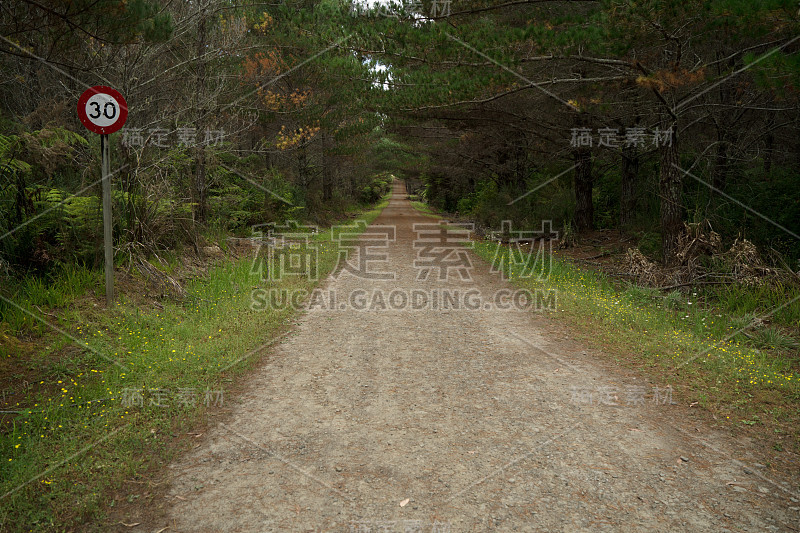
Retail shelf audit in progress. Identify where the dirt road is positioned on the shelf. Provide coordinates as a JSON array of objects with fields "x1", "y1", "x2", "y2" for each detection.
[{"x1": 157, "y1": 182, "x2": 798, "y2": 531}]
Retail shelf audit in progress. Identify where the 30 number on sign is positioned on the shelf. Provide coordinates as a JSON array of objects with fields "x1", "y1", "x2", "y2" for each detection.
[
  {"x1": 77, "y1": 86, "x2": 128, "y2": 135},
  {"x1": 87, "y1": 95, "x2": 118, "y2": 122}
]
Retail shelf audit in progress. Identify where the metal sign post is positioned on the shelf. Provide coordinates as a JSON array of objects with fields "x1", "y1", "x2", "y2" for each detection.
[
  {"x1": 100, "y1": 134, "x2": 113, "y2": 305},
  {"x1": 77, "y1": 86, "x2": 128, "y2": 307}
]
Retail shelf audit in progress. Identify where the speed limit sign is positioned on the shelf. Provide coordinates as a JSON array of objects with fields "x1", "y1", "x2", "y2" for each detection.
[
  {"x1": 76, "y1": 85, "x2": 129, "y2": 307},
  {"x1": 77, "y1": 86, "x2": 128, "y2": 135}
]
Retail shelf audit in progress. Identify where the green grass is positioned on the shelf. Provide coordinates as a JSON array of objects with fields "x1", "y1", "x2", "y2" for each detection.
[
  {"x1": 0, "y1": 198, "x2": 388, "y2": 531},
  {"x1": 472, "y1": 241, "x2": 799, "y2": 391},
  {"x1": 751, "y1": 327, "x2": 799, "y2": 351},
  {"x1": 464, "y1": 231, "x2": 800, "y2": 460},
  {"x1": 410, "y1": 201, "x2": 435, "y2": 215},
  {"x1": 711, "y1": 281, "x2": 800, "y2": 328},
  {"x1": 0, "y1": 264, "x2": 102, "y2": 336}
]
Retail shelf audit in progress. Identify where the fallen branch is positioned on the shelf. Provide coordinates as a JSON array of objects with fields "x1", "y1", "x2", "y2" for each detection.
[
  {"x1": 134, "y1": 257, "x2": 186, "y2": 300},
  {"x1": 34, "y1": 305, "x2": 59, "y2": 319},
  {"x1": 582, "y1": 251, "x2": 614, "y2": 260}
]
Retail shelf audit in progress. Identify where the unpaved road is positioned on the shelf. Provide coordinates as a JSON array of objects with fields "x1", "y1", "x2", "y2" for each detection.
[{"x1": 151, "y1": 182, "x2": 797, "y2": 531}]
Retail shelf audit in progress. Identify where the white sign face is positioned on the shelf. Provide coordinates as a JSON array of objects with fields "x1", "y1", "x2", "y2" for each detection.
[{"x1": 84, "y1": 93, "x2": 121, "y2": 128}]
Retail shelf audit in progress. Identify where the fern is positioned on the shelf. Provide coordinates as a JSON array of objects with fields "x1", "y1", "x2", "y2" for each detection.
[
  {"x1": 0, "y1": 133, "x2": 31, "y2": 175},
  {"x1": 32, "y1": 127, "x2": 88, "y2": 149}
]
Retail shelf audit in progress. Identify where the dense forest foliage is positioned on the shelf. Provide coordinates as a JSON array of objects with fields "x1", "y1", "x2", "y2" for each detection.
[
  {"x1": 365, "y1": 0, "x2": 800, "y2": 269},
  {"x1": 0, "y1": 0, "x2": 392, "y2": 279},
  {"x1": 2, "y1": 0, "x2": 799, "y2": 277}
]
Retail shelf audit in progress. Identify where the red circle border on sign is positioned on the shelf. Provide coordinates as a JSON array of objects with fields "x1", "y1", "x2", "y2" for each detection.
[{"x1": 77, "y1": 86, "x2": 128, "y2": 135}]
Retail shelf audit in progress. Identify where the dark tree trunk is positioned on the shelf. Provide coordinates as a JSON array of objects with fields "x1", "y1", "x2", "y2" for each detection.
[
  {"x1": 194, "y1": 8, "x2": 208, "y2": 223},
  {"x1": 14, "y1": 173, "x2": 26, "y2": 224},
  {"x1": 712, "y1": 137, "x2": 729, "y2": 192},
  {"x1": 264, "y1": 149, "x2": 273, "y2": 213},
  {"x1": 298, "y1": 144, "x2": 309, "y2": 189},
  {"x1": 658, "y1": 116, "x2": 682, "y2": 266},
  {"x1": 764, "y1": 112, "x2": 775, "y2": 176},
  {"x1": 763, "y1": 131, "x2": 774, "y2": 175},
  {"x1": 195, "y1": 147, "x2": 207, "y2": 223},
  {"x1": 712, "y1": 52, "x2": 735, "y2": 196},
  {"x1": 322, "y1": 132, "x2": 333, "y2": 201},
  {"x1": 573, "y1": 114, "x2": 593, "y2": 232},
  {"x1": 620, "y1": 144, "x2": 639, "y2": 226},
  {"x1": 574, "y1": 149, "x2": 593, "y2": 232}
]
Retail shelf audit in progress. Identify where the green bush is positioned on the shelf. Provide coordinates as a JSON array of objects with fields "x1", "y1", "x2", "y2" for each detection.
[{"x1": 360, "y1": 175, "x2": 391, "y2": 203}]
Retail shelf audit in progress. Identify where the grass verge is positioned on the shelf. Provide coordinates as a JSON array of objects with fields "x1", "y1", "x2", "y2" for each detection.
[
  {"x1": 0, "y1": 198, "x2": 388, "y2": 531},
  {"x1": 469, "y1": 239, "x2": 800, "y2": 454}
]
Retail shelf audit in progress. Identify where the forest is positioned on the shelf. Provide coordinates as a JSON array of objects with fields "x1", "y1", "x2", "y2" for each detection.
[
  {"x1": 2, "y1": 1, "x2": 799, "y2": 278},
  {"x1": 2, "y1": 1, "x2": 799, "y2": 289}
]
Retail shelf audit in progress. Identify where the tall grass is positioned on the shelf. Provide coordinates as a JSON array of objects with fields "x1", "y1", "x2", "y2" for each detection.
[
  {"x1": 472, "y1": 240, "x2": 799, "y2": 395},
  {"x1": 711, "y1": 281, "x2": 800, "y2": 328},
  {"x1": 0, "y1": 265, "x2": 102, "y2": 335}
]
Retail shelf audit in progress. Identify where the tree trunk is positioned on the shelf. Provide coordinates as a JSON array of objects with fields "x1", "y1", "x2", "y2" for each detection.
[
  {"x1": 322, "y1": 132, "x2": 333, "y2": 201},
  {"x1": 763, "y1": 112, "x2": 775, "y2": 176},
  {"x1": 14, "y1": 172, "x2": 26, "y2": 224},
  {"x1": 658, "y1": 116, "x2": 682, "y2": 266},
  {"x1": 573, "y1": 114, "x2": 593, "y2": 232},
  {"x1": 194, "y1": 7, "x2": 208, "y2": 223},
  {"x1": 619, "y1": 143, "x2": 639, "y2": 226},
  {"x1": 712, "y1": 136, "x2": 729, "y2": 192},
  {"x1": 712, "y1": 52, "x2": 734, "y2": 196},
  {"x1": 195, "y1": 146, "x2": 207, "y2": 223},
  {"x1": 763, "y1": 131, "x2": 774, "y2": 175},
  {"x1": 264, "y1": 149, "x2": 274, "y2": 214}
]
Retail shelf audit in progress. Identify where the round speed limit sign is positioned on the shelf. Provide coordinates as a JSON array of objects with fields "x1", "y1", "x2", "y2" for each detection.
[{"x1": 77, "y1": 86, "x2": 128, "y2": 135}]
